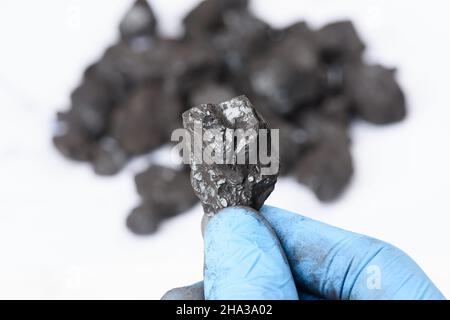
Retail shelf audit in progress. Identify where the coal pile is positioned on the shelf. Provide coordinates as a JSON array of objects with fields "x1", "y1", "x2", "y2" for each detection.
[
  {"x1": 183, "y1": 95, "x2": 278, "y2": 216},
  {"x1": 53, "y1": 0, "x2": 407, "y2": 235}
]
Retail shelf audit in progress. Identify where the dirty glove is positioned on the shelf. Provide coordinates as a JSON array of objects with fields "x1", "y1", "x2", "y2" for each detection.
[{"x1": 162, "y1": 206, "x2": 445, "y2": 300}]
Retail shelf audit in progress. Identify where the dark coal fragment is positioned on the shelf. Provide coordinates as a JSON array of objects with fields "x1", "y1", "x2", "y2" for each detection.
[
  {"x1": 250, "y1": 59, "x2": 324, "y2": 115},
  {"x1": 167, "y1": 40, "x2": 224, "y2": 96},
  {"x1": 318, "y1": 20, "x2": 365, "y2": 63},
  {"x1": 249, "y1": 98, "x2": 309, "y2": 175},
  {"x1": 183, "y1": 0, "x2": 267, "y2": 74},
  {"x1": 126, "y1": 204, "x2": 160, "y2": 235},
  {"x1": 277, "y1": 123, "x2": 309, "y2": 175},
  {"x1": 183, "y1": 95, "x2": 278, "y2": 216},
  {"x1": 101, "y1": 39, "x2": 180, "y2": 84},
  {"x1": 295, "y1": 142, "x2": 353, "y2": 202},
  {"x1": 91, "y1": 138, "x2": 129, "y2": 176},
  {"x1": 294, "y1": 114, "x2": 353, "y2": 202},
  {"x1": 211, "y1": 10, "x2": 271, "y2": 72},
  {"x1": 111, "y1": 85, "x2": 182, "y2": 155},
  {"x1": 345, "y1": 64, "x2": 407, "y2": 124},
  {"x1": 67, "y1": 77, "x2": 114, "y2": 137},
  {"x1": 296, "y1": 113, "x2": 350, "y2": 148},
  {"x1": 83, "y1": 61, "x2": 130, "y2": 106},
  {"x1": 119, "y1": 0, "x2": 157, "y2": 44},
  {"x1": 161, "y1": 282, "x2": 205, "y2": 300},
  {"x1": 127, "y1": 165, "x2": 198, "y2": 235},
  {"x1": 249, "y1": 23, "x2": 325, "y2": 115},
  {"x1": 183, "y1": 0, "x2": 249, "y2": 39},
  {"x1": 319, "y1": 95, "x2": 352, "y2": 125},
  {"x1": 277, "y1": 22, "x2": 320, "y2": 71},
  {"x1": 53, "y1": 128, "x2": 93, "y2": 162},
  {"x1": 134, "y1": 165, "x2": 198, "y2": 214}
]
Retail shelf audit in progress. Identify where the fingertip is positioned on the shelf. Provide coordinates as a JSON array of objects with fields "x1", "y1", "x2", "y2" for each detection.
[{"x1": 204, "y1": 206, "x2": 298, "y2": 300}]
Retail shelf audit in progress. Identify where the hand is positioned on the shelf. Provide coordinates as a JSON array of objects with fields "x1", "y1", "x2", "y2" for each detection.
[{"x1": 162, "y1": 206, "x2": 445, "y2": 300}]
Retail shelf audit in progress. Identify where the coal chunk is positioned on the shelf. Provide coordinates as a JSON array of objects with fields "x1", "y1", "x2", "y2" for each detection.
[
  {"x1": 318, "y1": 20, "x2": 365, "y2": 63},
  {"x1": 166, "y1": 40, "x2": 224, "y2": 97},
  {"x1": 65, "y1": 76, "x2": 114, "y2": 137},
  {"x1": 277, "y1": 123, "x2": 309, "y2": 175},
  {"x1": 189, "y1": 83, "x2": 236, "y2": 106},
  {"x1": 211, "y1": 10, "x2": 271, "y2": 72},
  {"x1": 53, "y1": 128, "x2": 93, "y2": 162},
  {"x1": 249, "y1": 23, "x2": 325, "y2": 115},
  {"x1": 127, "y1": 165, "x2": 198, "y2": 235},
  {"x1": 183, "y1": 95, "x2": 278, "y2": 216},
  {"x1": 294, "y1": 114, "x2": 353, "y2": 202},
  {"x1": 134, "y1": 165, "x2": 198, "y2": 214},
  {"x1": 91, "y1": 138, "x2": 129, "y2": 176},
  {"x1": 295, "y1": 142, "x2": 353, "y2": 202},
  {"x1": 119, "y1": 0, "x2": 157, "y2": 44},
  {"x1": 318, "y1": 95, "x2": 352, "y2": 125},
  {"x1": 345, "y1": 64, "x2": 407, "y2": 124},
  {"x1": 111, "y1": 85, "x2": 182, "y2": 155},
  {"x1": 52, "y1": 0, "x2": 409, "y2": 235}
]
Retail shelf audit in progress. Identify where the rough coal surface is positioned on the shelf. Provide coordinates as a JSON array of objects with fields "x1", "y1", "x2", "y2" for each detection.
[
  {"x1": 53, "y1": 0, "x2": 408, "y2": 234},
  {"x1": 183, "y1": 96, "x2": 278, "y2": 215}
]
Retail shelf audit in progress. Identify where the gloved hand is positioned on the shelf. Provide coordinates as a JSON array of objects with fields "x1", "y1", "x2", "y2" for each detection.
[{"x1": 162, "y1": 206, "x2": 445, "y2": 300}]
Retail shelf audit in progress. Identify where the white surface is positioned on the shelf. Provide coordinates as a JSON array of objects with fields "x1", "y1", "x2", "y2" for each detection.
[{"x1": 0, "y1": 0, "x2": 449, "y2": 299}]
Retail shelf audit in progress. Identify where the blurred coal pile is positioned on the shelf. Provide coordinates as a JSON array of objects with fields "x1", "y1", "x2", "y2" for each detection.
[{"x1": 53, "y1": 0, "x2": 406, "y2": 235}]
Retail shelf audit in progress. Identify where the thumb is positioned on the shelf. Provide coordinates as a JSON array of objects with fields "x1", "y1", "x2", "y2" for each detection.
[{"x1": 203, "y1": 207, "x2": 298, "y2": 300}]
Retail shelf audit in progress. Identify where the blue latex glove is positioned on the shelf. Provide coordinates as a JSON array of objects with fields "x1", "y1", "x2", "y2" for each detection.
[{"x1": 162, "y1": 206, "x2": 445, "y2": 300}]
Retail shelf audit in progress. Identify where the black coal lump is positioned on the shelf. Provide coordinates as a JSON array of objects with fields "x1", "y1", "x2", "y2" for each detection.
[
  {"x1": 126, "y1": 204, "x2": 160, "y2": 235},
  {"x1": 127, "y1": 165, "x2": 198, "y2": 235},
  {"x1": 189, "y1": 83, "x2": 236, "y2": 106},
  {"x1": 249, "y1": 23, "x2": 325, "y2": 115},
  {"x1": 63, "y1": 67, "x2": 120, "y2": 138},
  {"x1": 211, "y1": 9, "x2": 271, "y2": 72},
  {"x1": 183, "y1": 0, "x2": 249, "y2": 39},
  {"x1": 345, "y1": 64, "x2": 407, "y2": 124},
  {"x1": 91, "y1": 138, "x2": 129, "y2": 176},
  {"x1": 53, "y1": 126, "x2": 93, "y2": 162},
  {"x1": 294, "y1": 114, "x2": 353, "y2": 202},
  {"x1": 318, "y1": 20, "x2": 365, "y2": 63},
  {"x1": 318, "y1": 95, "x2": 352, "y2": 125},
  {"x1": 119, "y1": 0, "x2": 157, "y2": 44},
  {"x1": 294, "y1": 141, "x2": 354, "y2": 202},
  {"x1": 183, "y1": 95, "x2": 278, "y2": 216},
  {"x1": 134, "y1": 165, "x2": 198, "y2": 214},
  {"x1": 111, "y1": 84, "x2": 182, "y2": 155},
  {"x1": 52, "y1": 0, "x2": 409, "y2": 235}
]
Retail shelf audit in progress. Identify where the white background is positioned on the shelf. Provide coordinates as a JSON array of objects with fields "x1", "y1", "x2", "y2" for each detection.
[{"x1": 0, "y1": 0, "x2": 449, "y2": 299}]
